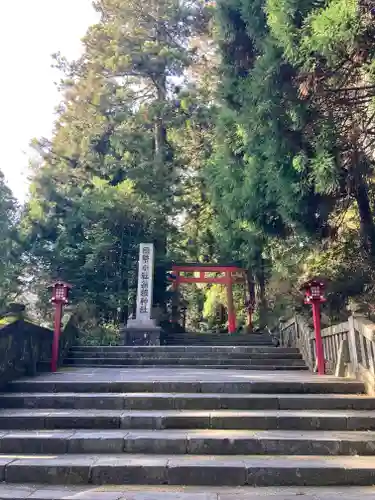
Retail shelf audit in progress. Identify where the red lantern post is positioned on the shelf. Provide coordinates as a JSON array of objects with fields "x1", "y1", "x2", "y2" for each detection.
[
  {"x1": 50, "y1": 281, "x2": 72, "y2": 373},
  {"x1": 301, "y1": 279, "x2": 326, "y2": 375}
]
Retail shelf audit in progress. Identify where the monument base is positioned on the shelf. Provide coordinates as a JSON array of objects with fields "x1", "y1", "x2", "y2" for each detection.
[{"x1": 121, "y1": 320, "x2": 161, "y2": 346}]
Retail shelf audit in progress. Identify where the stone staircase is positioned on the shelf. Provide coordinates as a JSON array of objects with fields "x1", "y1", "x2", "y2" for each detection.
[
  {"x1": 64, "y1": 345, "x2": 307, "y2": 370},
  {"x1": 0, "y1": 343, "x2": 375, "y2": 498}
]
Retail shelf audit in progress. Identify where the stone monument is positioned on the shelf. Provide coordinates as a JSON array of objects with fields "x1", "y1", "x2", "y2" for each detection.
[{"x1": 122, "y1": 243, "x2": 161, "y2": 346}]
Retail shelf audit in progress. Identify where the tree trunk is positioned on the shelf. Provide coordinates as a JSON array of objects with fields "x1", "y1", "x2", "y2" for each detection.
[
  {"x1": 153, "y1": 73, "x2": 169, "y2": 309},
  {"x1": 354, "y1": 176, "x2": 375, "y2": 256},
  {"x1": 246, "y1": 269, "x2": 256, "y2": 306},
  {"x1": 154, "y1": 79, "x2": 167, "y2": 168}
]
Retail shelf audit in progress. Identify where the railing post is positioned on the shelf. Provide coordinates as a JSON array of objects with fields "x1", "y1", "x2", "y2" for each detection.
[
  {"x1": 279, "y1": 317, "x2": 287, "y2": 346},
  {"x1": 294, "y1": 317, "x2": 301, "y2": 341},
  {"x1": 335, "y1": 338, "x2": 350, "y2": 377},
  {"x1": 347, "y1": 314, "x2": 358, "y2": 376}
]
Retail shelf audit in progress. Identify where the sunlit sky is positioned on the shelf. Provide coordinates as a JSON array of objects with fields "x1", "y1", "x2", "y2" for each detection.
[{"x1": 0, "y1": 1, "x2": 99, "y2": 202}]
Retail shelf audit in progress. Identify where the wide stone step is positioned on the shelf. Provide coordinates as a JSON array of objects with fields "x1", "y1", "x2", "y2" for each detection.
[
  {"x1": 1, "y1": 484, "x2": 374, "y2": 500},
  {"x1": 71, "y1": 346, "x2": 294, "y2": 354},
  {"x1": 167, "y1": 343, "x2": 276, "y2": 347},
  {"x1": 175, "y1": 341, "x2": 275, "y2": 346},
  {"x1": 64, "y1": 357, "x2": 306, "y2": 367},
  {"x1": 0, "y1": 409, "x2": 374, "y2": 430},
  {"x1": 180, "y1": 338, "x2": 275, "y2": 342},
  {"x1": 168, "y1": 338, "x2": 276, "y2": 346},
  {"x1": 177, "y1": 334, "x2": 273, "y2": 339},
  {"x1": 174, "y1": 334, "x2": 273, "y2": 339},
  {"x1": 8, "y1": 378, "x2": 364, "y2": 394},
  {"x1": 68, "y1": 350, "x2": 302, "y2": 360},
  {"x1": 2, "y1": 392, "x2": 374, "y2": 411},
  {"x1": 0, "y1": 429, "x2": 374, "y2": 456},
  {"x1": 0, "y1": 453, "x2": 375, "y2": 486},
  {"x1": 64, "y1": 362, "x2": 307, "y2": 371}
]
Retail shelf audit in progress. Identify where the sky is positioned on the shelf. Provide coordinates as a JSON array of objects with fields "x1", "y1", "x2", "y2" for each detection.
[{"x1": 0, "y1": 0, "x2": 99, "y2": 202}]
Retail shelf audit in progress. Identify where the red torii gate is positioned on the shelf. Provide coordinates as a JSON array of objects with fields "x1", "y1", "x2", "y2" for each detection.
[{"x1": 169, "y1": 263, "x2": 248, "y2": 334}]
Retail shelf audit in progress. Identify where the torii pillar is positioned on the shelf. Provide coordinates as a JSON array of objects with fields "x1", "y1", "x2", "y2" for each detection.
[{"x1": 226, "y1": 271, "x2": 236, "y2": 334}]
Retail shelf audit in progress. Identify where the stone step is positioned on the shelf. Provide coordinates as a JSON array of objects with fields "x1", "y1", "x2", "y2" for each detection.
[
  {"x1": 64, "y1": 357, "x2": 306, "y2": 367},
  {"x1": 0, "y1": 453, "x2": 375, "y2": 486},
  {"x1": 172, "y1": 334, "x2": 273, "y2": 340},
  {"x1": 166, "y1": 343, "x2": 276, "y2": 347},
  {"x1": 8, "y1": 378, "x2": 364, "y2": 394},
  {"x1": 0, "y1": 429, "x2": 374, "y2": 456},
  {"x1": 63, "y1": 362, "x2": 308, "y2": 371},
  {"x1": 176, "y1": 333, "x2": 272, "y2": 339},
  {"x1": 1, "y1": 484, "x2": 375, "y2": 500},
  {"x1": 0, "y1": 409, "x2": 374, "y2": 430},
  {"x1": 69, "y1": 350, "x2": 302, "y2": 360},
  {"x1": 171, "y1": 341, "x2": 276, "y2": 346},
  {"x1": 172, "y1": 337, "x2": 274, "y2": 341},
  {"x1": 71, "y1": 346, "x2": 294, "y2": 353},
  {"x1": 167, "y1": 339, "x2": 275, "y2": 345},
  {"x1": 2, "y1": 392, "x2": 374, "y2": 411}
]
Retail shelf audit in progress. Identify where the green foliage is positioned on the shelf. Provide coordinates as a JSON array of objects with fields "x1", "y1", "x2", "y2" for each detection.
[
  {"x1": 206, "y1": 0, "x2": 375, "y2": 323},
  {"x1": 22, "y1": 169, "x2": 165, "y2": 323},
  {"x1": 0, "y1": 317, "x2": 18, "y2": 328},
  {"x1": 299, "y1": 0, "x2": 361, "y2": 66},
  {"x1": 203, "y1": 284, "x2": 226, "y2": 320},
  {"x1": 74, "y1": 304, "x2": 121, "y2": 346},
  {"x1": 0, "y1": 171, "x2": 23, "y2": 312}
]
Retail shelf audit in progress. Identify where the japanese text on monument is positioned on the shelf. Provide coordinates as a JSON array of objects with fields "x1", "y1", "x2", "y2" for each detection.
[{"x1": 139, "y1": 246, "x2": 151, "y2": 314}]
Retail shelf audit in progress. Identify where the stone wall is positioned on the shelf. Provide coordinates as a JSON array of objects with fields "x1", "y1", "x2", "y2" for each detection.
[{"x1": 0, "y1": 317, "x2": 79, "y2": 388}]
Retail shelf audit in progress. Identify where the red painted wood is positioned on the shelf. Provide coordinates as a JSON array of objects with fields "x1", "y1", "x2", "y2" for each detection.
[
  {"x1": 226, "y1": 271, "x2": 236, "y2": 333},
  {"x1": 312, "y1": 301, "x2": 325, "y2": 375},
  {"x1": 172, "y1": 265, "x2": 244, "y2": 273},
  {"x1": 177, "y1": 276, "x2": 228, "y2": 284},
  {"x1": 51, "y1": 303, "x2": 62, "y2": 373}
]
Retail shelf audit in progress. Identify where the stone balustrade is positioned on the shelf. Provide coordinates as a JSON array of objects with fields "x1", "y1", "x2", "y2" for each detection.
[
  {"x1": 0, "y1": 316, "x2": 78, "y2": 388},
  {"x1": 279, "y1": 314, "x2": 375, "y2": 395}
]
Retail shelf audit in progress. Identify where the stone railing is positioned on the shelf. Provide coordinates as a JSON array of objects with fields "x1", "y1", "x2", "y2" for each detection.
[
  {"x1": 0, "y1": 316, "x2": 79, "y2": 389},
  {"x1": 279, "y1": 315, "x2": 375, "y2": 395}
]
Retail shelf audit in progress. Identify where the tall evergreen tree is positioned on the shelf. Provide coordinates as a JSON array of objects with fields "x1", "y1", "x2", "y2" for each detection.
[
  {"x1": 0, "y1": 171, "x2": 22, "y2": 312},
  {"x1": 207, "y1": 0, "x2": 375, "y2": 320},
  {"x1": 22, "y1": 0, "x2": 211, "y2": 326},
  {"x1": 265, "y1": 0, "x2": 375, "y2": 253}
]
